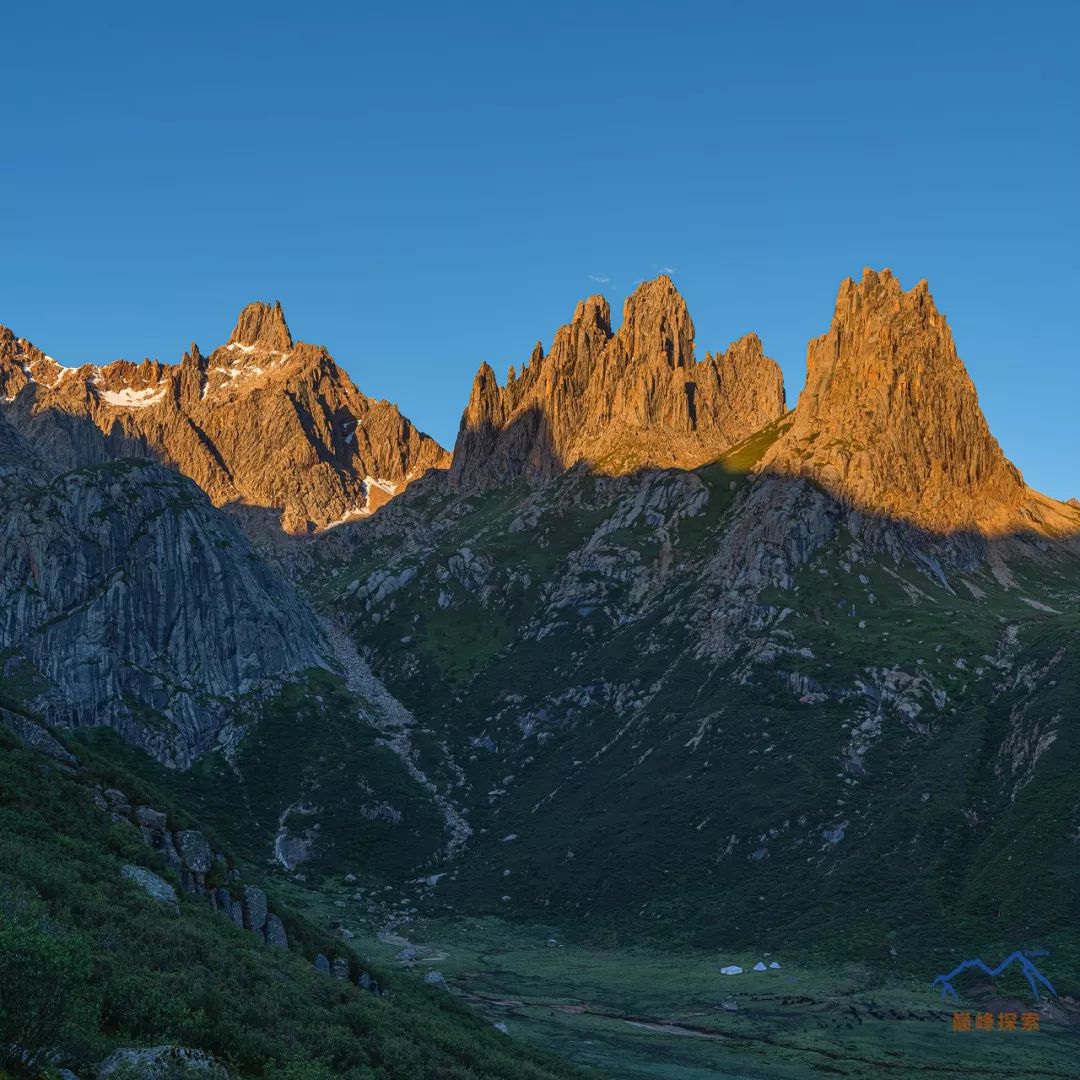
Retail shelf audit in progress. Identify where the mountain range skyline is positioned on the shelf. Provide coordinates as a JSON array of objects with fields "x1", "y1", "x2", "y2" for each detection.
[
  {"x1": 3, "y1": 2, "x2": 1076, "y2": 504},
  {"x1": 4, "y1": 266, "x2": 1074, "y2": 507}
]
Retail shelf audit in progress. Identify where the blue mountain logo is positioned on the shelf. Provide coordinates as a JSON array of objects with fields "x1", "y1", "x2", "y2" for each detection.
[{"x1": 931, "y1": 950, "x2": 1056, "y2": 1002}]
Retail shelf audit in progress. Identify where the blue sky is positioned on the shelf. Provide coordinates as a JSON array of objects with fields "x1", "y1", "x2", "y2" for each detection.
[{"x1": 2, "y1": 1, "x2": 1077, "y2": 497}]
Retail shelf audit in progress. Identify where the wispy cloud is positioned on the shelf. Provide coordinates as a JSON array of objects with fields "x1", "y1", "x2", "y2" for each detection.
[
  {"x1": 587, "y1": 274, "x2": 610, "y2": 284},
  {"x1": 657, "y1": 265, "x2": 677, "y2": 275}
]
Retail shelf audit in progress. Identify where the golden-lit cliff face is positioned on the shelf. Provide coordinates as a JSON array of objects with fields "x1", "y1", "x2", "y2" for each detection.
[
  {"x1": 759, "y1": 268, "x2": 1074, "y2": 537},
  {"x1": 0, "y1": 302, "x2": 449, "y2": 534},
  {"x1": 450, "y1": 275, "x2": 786, "y2": 490}
]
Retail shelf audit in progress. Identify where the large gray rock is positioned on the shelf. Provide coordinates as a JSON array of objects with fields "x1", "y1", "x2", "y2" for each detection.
[
  {"x1": 135, "y1": 805, "x2": 168, "y2": 830},
  {"x1": 331, "y1": 957, "x2": 350, "y2": 980},
  {"x1": 313, "y1": 953, "x2": 330, "y2": 974},
  {"x1": 265, "y1": 913, "x2": 288, "y2": 950},
  {"x1": 120, "y1": 865, "x2": 178, "y2": 913},
  {"x1": 423, "y1": 970, "x2": 449, "y2": 991},
  {"x1": 176, "y1": 830, "x2": 212, "y2": 874},
  {"x1": 0, "y1": 706, "x2": 78, "y2": 765},
  {"x1": 98, "y1": 1044, "x2": 229, "y2": 1078},
  {"x1": 241, "y1": 886, "x2": 267, "y2": 933}
]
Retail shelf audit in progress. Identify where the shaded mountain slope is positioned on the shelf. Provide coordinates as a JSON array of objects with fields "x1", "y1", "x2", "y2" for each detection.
[
  {"x1": 0, "y1": 410, "x2": 330, "y2": 766},
  {"x1": 301, "y1": 269, "x2": 1080, "y2": 962},
  {"x1": 0, "y1": 724, "x2": 592, "y2": 1080}
]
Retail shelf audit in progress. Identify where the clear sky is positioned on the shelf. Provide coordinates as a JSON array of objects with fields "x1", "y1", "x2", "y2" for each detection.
[{"x1": 2, "y1": 1, "x2": 1076, "y2": 497}]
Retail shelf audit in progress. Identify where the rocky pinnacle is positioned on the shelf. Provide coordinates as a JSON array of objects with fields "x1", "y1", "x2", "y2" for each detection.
[
  {"x1": 760, "y1": 268, "x2": 1070, "y2": 536},
  {"x1": 450, "y1": 276, "x2": 786, "y2": 490}
]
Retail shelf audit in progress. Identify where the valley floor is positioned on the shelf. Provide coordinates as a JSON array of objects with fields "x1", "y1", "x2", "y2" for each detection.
[{"x1": 275, "y1": 890, "x2": 1080, "y2": 1080}]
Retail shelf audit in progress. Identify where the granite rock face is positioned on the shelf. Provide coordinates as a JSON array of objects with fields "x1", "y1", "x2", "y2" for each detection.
[
  {"x1": 0, "y1": 303, "x2": 449, "y2": 535},
  {"x1": 450, "y1": 276, "x2": 786, "y2": 490},
  {"x1": 0, "y1": 411, "x2": 329, "y2": 765}
]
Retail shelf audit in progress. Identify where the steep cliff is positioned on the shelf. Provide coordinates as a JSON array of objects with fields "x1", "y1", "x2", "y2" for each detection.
[
  {"x1": 0, "y1": 410, "x2": 330, "y2": 766},
  {"x1": 759, "y1": 268, "x2": 1071, "y2": 536},
  {"x1": 450, "y1": 276, "x2": 786, "y2": 490},
  {"x1": 0, "y1": 304, "x2": 450, "y2": 534}
]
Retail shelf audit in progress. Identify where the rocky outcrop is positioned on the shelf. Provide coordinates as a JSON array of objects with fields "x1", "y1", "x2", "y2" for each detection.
[
  {"x1": 759, "y1": 268, "x2": 1073, "y2": 537},
  {"x1": 120, "y1": 865, "x2": 179, "y2": 912},
  {"x1": 97, "y1": 782, "x2": 290, "y2": 950},
  {"x1": 98, "y1": 1045, "x2": 229, "y2": 1079},
  {"x1": 450, "y1": 276, "x2": 785, "y2": 490},
  {"x1": 0, "y1": 303, "x2": 449, "y2": 534},
  {"x1": 0, "y1": 706, "x2": 78, "y2": 765}
]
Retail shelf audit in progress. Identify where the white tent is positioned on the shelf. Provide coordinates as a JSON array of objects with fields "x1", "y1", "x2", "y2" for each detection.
[{"x1": 720, "y1": 965, "x2": 743, "y2": 975}]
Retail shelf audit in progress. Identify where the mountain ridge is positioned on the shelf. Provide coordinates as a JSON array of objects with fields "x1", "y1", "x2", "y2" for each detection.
[
  {"x1": 450, "y1": 275, "x2": 788, "y2": 491},
  {"x1": 0, "y1": 304, "x2": 450, "y2": 534}
]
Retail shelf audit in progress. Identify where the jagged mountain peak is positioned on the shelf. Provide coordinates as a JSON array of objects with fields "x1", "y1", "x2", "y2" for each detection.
[
  {"x1": 228, "y1": 300, "x2": 293, "y2": 351},
  {"x1": 613, "y1": 274, "x2": 695, "y2": 370},
  {"x1": 450, "y1": 278, "x2": 785, "y2": 490},
  {"x1": 571, "y1": 294, "x2": 613, "y2": 335},
  {"x1": 759, "y1": 267, "x2": 1059, "y2": 535}
]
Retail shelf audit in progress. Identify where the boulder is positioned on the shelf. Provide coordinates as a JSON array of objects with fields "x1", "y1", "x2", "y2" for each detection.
[
  {"x1": 241, "y1": 886, "x2": 267, "y2": 933},
  {"x1": 314, "y1": 953, "x2": 330, "y2": 974},
  {"x1": 103, "y1": 789, "x2": 130, "y2": 813},
  {"x1": 98, "y1": 1044, "x2": 229, "y2": 1078},
  {"x1": 423, "y1": 970, "x2": 449, "y2": 991},
  {"x1": 135, "y1": 806, "x2": 168, "y2": 830},
  {"x1": 357, "y1": 971, "x2": 371, "y2": 989},
  {"x1": 120, "y1": 864, "x2": 178, "y2": 913},
  {"x1": 265, "y1": 913, "x2": 289, "y2": 950},
  {"x1": 331, "y1": 957, "x2": 350, "y2": 980},
  {"x1": 176, "y1": 830, "x2": 212, "y2": 874}
]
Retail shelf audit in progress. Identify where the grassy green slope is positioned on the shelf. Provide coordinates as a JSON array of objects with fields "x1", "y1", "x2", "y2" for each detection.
[
  {"x1": 70, "y1": 669, "x2": 448, "y2": 888},
  {"x1": 0, "y1": 730, "x2": 593, "y2": 1080}
]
